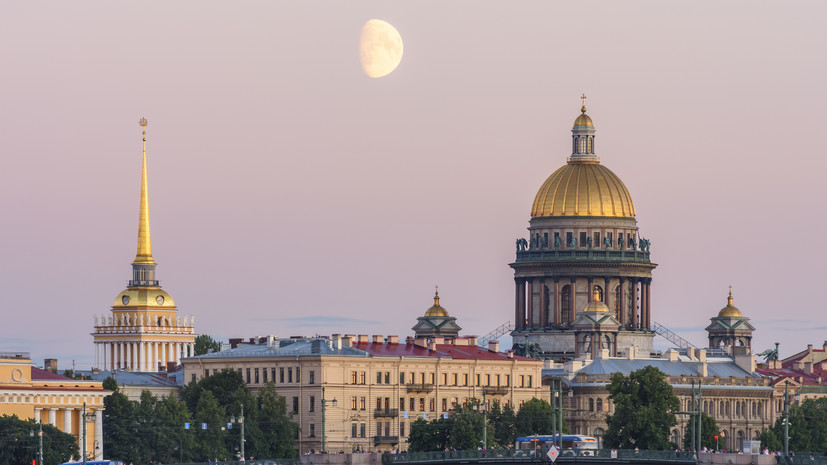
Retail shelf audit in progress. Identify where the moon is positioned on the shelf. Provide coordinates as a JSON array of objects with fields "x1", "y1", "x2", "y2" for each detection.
[{"x1": 360, "y1": 19, "x2": 403, "y2": 78}]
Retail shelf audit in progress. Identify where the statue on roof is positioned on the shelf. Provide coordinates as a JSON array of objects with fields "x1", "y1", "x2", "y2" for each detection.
[{"x1": 758, "y1": 342, "x2": 780, "y2": 363}]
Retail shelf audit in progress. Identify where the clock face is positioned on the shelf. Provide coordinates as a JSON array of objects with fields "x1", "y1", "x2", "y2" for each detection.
[
  {"x1": 122, "y1": 295, "x2": 130, "y2": 305},
  {"x1": 156, "y1": 295, "x2": 165, "y2": 305}
]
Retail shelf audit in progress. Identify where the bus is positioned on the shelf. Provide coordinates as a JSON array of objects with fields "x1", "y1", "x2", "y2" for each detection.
[
  {"x1": 515, "y1": 434, "x2": 599, "y2": 456},
  {"x1": 62, "y1": 461, "x2": 125, "y2": 465}
]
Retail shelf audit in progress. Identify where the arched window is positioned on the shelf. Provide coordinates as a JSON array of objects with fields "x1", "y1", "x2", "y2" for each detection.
[
  {"x1": 589, "y1": 398, "x2": 594, "y2": 412},
  {"x1": 581, "y1": 335, "x2": 592, "y2": 354},
  {"x1": 596, "y1": 398, "x2": 603, "y2": 412},
  {"x1": 573, "y1": 137, "x2": 578, "y2": 153},
  {"x1": 757, "y1": 402, "x2": 763, "y2": 417},
  {"x1": 603, "y1": 335, "x2": 612, "y2": 350},
  {"x1": 726, "y1": 401, "x2": 730, "y2": 416},
  {"x1": 735, "y1": 402, "x2": 740, "y2": 417},
  {"x1": 543, "y1": 285, "x2": 550, "y2": 326},
  {"x1": 736, "y1": 430, "x2": 745, "y2": 451},
  {"x1": 614, "y1": 285, "x2": 622, "y2": 320},
  {"x1": 593, "y1": 285, "x2": 604, "y2": 302},
  {"x1": 587, "y1": 137, "x2": 593, "y2": 153},
  {"x1": 579, "y1": 137, "x2": 587, "y2": 153},
  {"x1": 671, "y1": 429, "x2": 680, "y2": 446},
  {"x1": 561, "y1": 286, "x2": 571, "y2": 325}
]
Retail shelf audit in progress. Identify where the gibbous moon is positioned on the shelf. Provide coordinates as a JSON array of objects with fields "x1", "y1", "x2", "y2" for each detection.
[{"x1": 360, "y1": 19, "x2": 403, "y2": 78}]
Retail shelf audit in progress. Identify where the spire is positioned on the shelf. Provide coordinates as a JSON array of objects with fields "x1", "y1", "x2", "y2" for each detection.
[
  {"x1": 433, "y1": 285, "x2": 440, "y2": 306},
  {"x1": 133, "y1": 117, "x2": 154, "y2": 266},
  {"x1": 728, "y1": 285, "x2": 733, "y2": 306}
]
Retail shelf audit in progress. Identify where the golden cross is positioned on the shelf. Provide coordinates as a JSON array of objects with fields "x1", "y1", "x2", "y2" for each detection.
[
  {"x1": 435, "y1": 285, "x2": 439, "y2": 296},
  {"x1": 729, "y1": 284, "x2": 732, "y2": 296},
  {"x1": 581, "y1": 94, "x2": 587, "y2": 107}
]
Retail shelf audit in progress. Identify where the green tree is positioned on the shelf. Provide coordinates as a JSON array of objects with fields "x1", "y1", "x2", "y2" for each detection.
[
  {"x1": 102, "y1": 386, "x2": 142, "y2": 462},
  {"x1": 516, "y1": 398, "x2": 561, "y2": 437},
  {"x1": 0, "y1": 415, "x2": 78, "y2": 465},
  {"x1": 194, "y1": 335, "x2": 220, "y2": 355},
  {"x1": 768, "y1": 397, "x2": 827, "y2": 453},
  {"x1": 682, "y1": 413, "x2": 719, "y2": 450},
  {"x1": 758, "y1": 429, "x2": 781, "y2": 453},
  {"x1": 488, "y1": 401, "x2": 517, "y2": 448},
  {"x1": 605, "y1": 366, "x2": 679, "y2": 450},
  {"x1": 256, "y1": 382, "x2": 297, "y2": 458},
  {"x1": 193, "y1": 390, "x2": 229, "y2": 460},
  {"x1": 407, "y1": 417, "x2": 451, "y2": 452},
  {"x1": 153, "y1": 392, "x2": 196, "y2": 463},
  {"x1": 182, "y1": 369, "x2": 245, "y2": 413},
  {"x1": 448, "y1": 404, "x2": 484, "y2": 450}
]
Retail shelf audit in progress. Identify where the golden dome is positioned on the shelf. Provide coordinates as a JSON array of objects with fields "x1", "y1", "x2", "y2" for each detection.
[
  {"x1": 573, "y1": 106, "x2": 594, "y2": 127},
  {"x1": 425, "y1": 287, "x2": 449, "y2": 317},
  {"x1": 583, "y1": 299, "x2": 610, "y2": 313},
  {"x1": 717, "y1": 289, "x2": 742, "y2": 318},
  {"x1": 531, "y1": 161, "x2": 636, "y2": 217},
  {"x1": 113, "y1": 288, "x2": 176, "y2": 308}
]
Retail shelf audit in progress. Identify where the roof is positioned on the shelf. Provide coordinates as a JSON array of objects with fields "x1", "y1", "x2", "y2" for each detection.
[
  {"x1": 575, "y1": 357, "x2": 758, "y2": 378},
  {"x1": 83, "y1": 370, "x2": 185, "y2": 388},
  {"x1": 31, "y1": 367, "x2": 72, "y2": 381}
]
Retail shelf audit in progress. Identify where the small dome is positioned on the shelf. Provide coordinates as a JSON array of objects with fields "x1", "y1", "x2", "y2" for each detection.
[
  {"x1": 583, "y1": 300, "x2": 610, "y2": 313},
  {"x1": 718, "y1": 290, "x2": 742, "y2": 318},
  {"x1": 425, "y1": 287, "x2": 449, "y2": 317},
  {"x1": 114, "y1": 288, "x2": 175, "y2": 308},
  {"x1": 574, "y1": 107, "x2": 594, "y2": 127}
]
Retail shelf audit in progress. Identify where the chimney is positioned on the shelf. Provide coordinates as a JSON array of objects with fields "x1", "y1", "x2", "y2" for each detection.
[
  {"x1": 698, "y1": 362, "x2": 708, "y2": 377},
  {"x1": 627, "y1": 347, "x2": 636, "y2": 360},
  {"x1": 414, "y1": 337, "x2": 428, "y2": 348},
  {"x1": 507, "y1": 350, "x2": 514, "y2": 359},
  {"x1": 372, "y1": 335, "x2": 383, "y2": 344},
  {"x1": 468, "y1": 336, "x2": 478, "y2": 345},
  {"x1": 44, "y1": 359, "x2": 58, "y2": 372},
  {"x1": 358, "y1": 334, "x2": 369, "y2": 344},
  {"x1": 488, "y1": 341, "x2": 500, "y2": 353},
  {"x1": 433, "y1": 337, "x2": 445, "y2": 345},
  {"x1": 388, "y1": 335, "x2": 399, "y2": 344},
  {"x1": 698, "y1": 349, "x2": 707, "y2": 362},
  {"x1": 809, "y1": 344, "x2": 814, "y2": 353},
  {"x1": 406, "y1": 336, "x2": 415, "y2": 344},
  {"x1": 332, "y1": 334, "x2": 342, "y2": 350},
  {"x1": 428, "y1": 342, "x2": 437, "y2": 351},
  {"x1": 341, "y1": 336, "x2": 353, "y2": 348},
  {"x1": 687, "y1": 347, "x2": 695, "y2": 360},
  {"x1": 805, "y1": 362, "x2": 813, "y2": 374}
]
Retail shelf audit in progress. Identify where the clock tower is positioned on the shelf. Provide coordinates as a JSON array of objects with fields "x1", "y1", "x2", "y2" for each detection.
[{"x1": 91, "y1": 119, "x2": 196, "y2": 372}]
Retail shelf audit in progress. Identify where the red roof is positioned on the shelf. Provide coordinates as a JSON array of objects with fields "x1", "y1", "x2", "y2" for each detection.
[
  {"x1": 31, "y1": 367, "x2": 73, "y2": 381},
  {"x1": 352, "y1": 342, "x2": 535, "y2": 362}
]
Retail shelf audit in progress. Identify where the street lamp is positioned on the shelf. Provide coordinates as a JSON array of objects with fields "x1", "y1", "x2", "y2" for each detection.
[
  {"x1": 783, "y1": 381, "x2": 790, "y2": 456},
  {"x1": 321, "y1": 386, "x2": 338, "y2": 453}
]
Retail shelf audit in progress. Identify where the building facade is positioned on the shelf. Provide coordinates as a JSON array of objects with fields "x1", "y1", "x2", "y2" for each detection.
[
  {"x1": 182, "y1": 334, "x2": 546, "y2": 454},
  {"x1": 512, "y1": 99, "x2": 656, "y2": 359},
  {"x1": 91, "y1": 119, "x2": 196, "y2": 372},
  {"x1": 0, "y1": 352, "x2": 109, "y2": 460}
]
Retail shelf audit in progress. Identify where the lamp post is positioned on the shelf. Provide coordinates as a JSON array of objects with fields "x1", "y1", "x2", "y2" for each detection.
[
  {"x1": 321, "y1": 386, "x2": 338, "y2": 453},
  {"x1": 783, "y1": 381, "x2": 790, "y2": 456}
]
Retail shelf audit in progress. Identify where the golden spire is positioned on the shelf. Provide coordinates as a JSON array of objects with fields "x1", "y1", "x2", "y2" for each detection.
[
  {"x1": 434, "y1": 285, "x2": 439, "y2": 306},
  {"x1": 728, "y1": 285, "x2": 733, "y2": 306},
  {"x1": 581, "y1": 93, "x2": 587, "y2": 113},
  {"x1": 133, "y1": 118, "x2": 155, "y2": 265}
]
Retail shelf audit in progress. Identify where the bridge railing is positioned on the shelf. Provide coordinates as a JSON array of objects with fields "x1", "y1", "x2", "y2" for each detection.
[{"x1": 384, "y1": 448, "x2": 696, "y2": 464}]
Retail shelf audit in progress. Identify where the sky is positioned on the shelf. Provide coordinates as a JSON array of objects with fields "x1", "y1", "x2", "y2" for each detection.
[{"x1": 1, "y1": 2, "x2": 826, "y2": 370}]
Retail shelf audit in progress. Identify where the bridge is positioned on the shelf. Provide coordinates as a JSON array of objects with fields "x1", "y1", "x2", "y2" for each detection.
[{"x1": 384, "y1": 449, "x2": 696, "y2": 465}]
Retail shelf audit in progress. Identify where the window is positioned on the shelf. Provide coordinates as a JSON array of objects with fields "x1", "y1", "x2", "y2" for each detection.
[
  {"x1": 246, "y1": 368, "x2": 251, "y2": 384},
  {"x1": 400, "y1": 422, "x2": 406, "y2": 437},
  {"x1": 384, "y1": 397, "x2": 390, "y2": 409},
  {"x1": 441, "y1": 373, "x2": 447, "y2": 385},
  {"x1": 464, "y1": 374, "x2": 469, "y2": 386},
  {"x1": 385, "y1": 422, "x2": 390, "y2": 436},
  {"x1": 309, "y1": 370, "x2": 315, "y2": 384},
  {"x1": 520, "y1": 375, "x2": 525, "y2": 387},
  {"x1": 400, "y1": 397, "x2": 405, "y2": 410},
  {"x1": 263, "y1": 368, "x2": 268, "y2": 383},
  {"x1": 191, "y1": 373, "x2": 196, "y2": 383},
  {"x1": 429, "y1": 373, "x2": 435, "y2": 384},
  {"x1": 279, "y1": 367, "x2": 284, "y2": 383},
  {"x1": 429, "y1": 398, "x2": 435, "y2": 411},
  {"x1": 486, "y1": 374, "x2": 491, "y2": 386},
  {"x1": 419, "y1": 398, "x2": 425, "y2": 411},
  {"x1": 579, "y1": 232, "x2": 587, "y2": 248},
  {"x1": 453, "y1": 374, "x2": 458, "y2": 385},
  {"x1": 476, "y1": 374, "x2": 480, "y2": 386},
  {"x1": 296, "y1": 367, "x2": 300, "y2": 380},
  {"x1": 288, "y1": 367, "x2": 293, "y2": 383},
  {"x1": 409, "y1": 398, "x2": 415, "y2": 411},
  {"x1": 496, "y1": 374, "x2": 501, "y2": 386},
  {"x1": 360, "y1": 423, "x2": 366, "y2": 438},
  {"x1": 359, "y1": 372, "x2": 366, "y2": 384},
  {"x1": 589, "y1": 398, "x2": 594, "y2": 412},
  {"x1": 310, "y1": 396, "x2": 315, "y2": 412},
  {"x1": 293, "y1": 397, "x2": 299, "y2": 414},
  {"x1": 400, "y1": 373, "x2": 405, "y2": 384},
  {"x1": 566, "y1": 232, "x2": 574, "y2": 248},
  {"x1": 254, "y1": 368, "x2": 260, "y2": 384},
  {"x1": 376, "y1": 397, "x2": 383, "y2": 410},
  {"x1": 593, "y1": 232, "x2": 601, "y2": 247},
  {"x1": 352, "y1": 371, "x2": 358, "y2": 384},
  {"x1": 543, "y1": 232, "x2": 549, "y2": 248},
  {"x1": 505, "y1": 375, "x2": 510, "y2": 387},
  {"x1": 385, "y1": 372, "x2": 390, "y2": 384},
  {"x1": 442, "y1": 398, "x2": 447, "y2": 411},
  {"x1": 410, "y1": 372, "x2": 415, "y2": 384},
  {"x1": 352, "y1": 423, "x2": 358, "y2": 438},
  {"x1": 351, "y1": 396, "x2": 357, "y2": 410},
  {"x1": 360, "y1": 397, "x2": 366, "y2": 410},
  {"x1": 377, "y1": 372, "x2": 382, "y2": 384},
  {"x1": 561, "y1": 285, "x2": 572, "y2": 325},
  {"x1": 597, "y1": 398, "x2": 603, "y2": 411},
  {"x1": 527, "y1": 376, "x2": 532, "y2": 387}
]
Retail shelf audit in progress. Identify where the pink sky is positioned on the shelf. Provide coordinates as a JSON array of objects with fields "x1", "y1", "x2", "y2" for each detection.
[{"x1": 1, "y1": 2, "x2": 825, "y2": 369}]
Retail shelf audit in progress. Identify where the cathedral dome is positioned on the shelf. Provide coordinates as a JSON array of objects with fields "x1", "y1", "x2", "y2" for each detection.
[
  {"x1": 114, "y1": 288, "x2": 176, "y2": 308},
  {"x1": 531, "y1": 162, "x2": 636, "y2": 218},
  {"x1": 583, "y1": 299, "x2": 610, "y2": 313},
  {"x1": 717, "y1": 290, "x2": 742, "y2": 318},
  {"x1": 425, "y1": 288, "x2": 449, "y2": 317},
  {"x1": 573, "y1": 112, "x2": 593, "y2": 127}
]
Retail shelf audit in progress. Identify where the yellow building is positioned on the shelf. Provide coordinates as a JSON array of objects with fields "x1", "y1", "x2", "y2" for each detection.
[
  {"x1": 0, "y1": 352, "x2": 109, "y2": 460},
  {"x1": 183, "y1": 333, "x2": 546, "y2": 454},
  {"x1": 91, "y1": 119, "x2": 196, "y2": 372}
]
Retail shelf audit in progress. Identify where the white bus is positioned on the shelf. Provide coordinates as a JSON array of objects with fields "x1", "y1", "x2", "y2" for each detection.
[{"x1": 515, "y1": 434, "x2": 599, "y2": 456}]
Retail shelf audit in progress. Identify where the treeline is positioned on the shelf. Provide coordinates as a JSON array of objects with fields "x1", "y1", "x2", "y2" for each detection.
[
  {"x1": 103, "y1": 370, "x2": 297, "y2": 463},
  {"x1": 407, "y1": 398, "x2": 568, "y2": 451},
  {"x1": 760, "y1": 397, "x2": 827, "y2": 453},
  {"x1": 0, "y1": 415, "x2": 77, "y2": 465}
]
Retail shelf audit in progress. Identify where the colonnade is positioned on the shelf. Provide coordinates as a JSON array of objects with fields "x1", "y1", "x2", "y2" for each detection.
[
  {"x1": 514, "y1": 276, "x2": 652, "y2": 331},
  {"x1": 95, "y1": 340, "x2": 194, "y2": 372},
  {"x1": 35, "y1": 406, "x2": 104, "y2": 460}
]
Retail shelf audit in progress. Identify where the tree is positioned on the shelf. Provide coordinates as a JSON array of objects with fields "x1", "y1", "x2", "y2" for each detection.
[
  {"x1": 768, "y1": 397, "x2": 827, "y2": 453},
  {"x1": 516, "y1": 398, "x2": 563, "y2": 437},
  {"x1": 682, "y1": 413, "x2": 719, "y2": 450},
  {"x1": 605, "y1": 366, "x2": 679, "y2": 450},
  {"x1": 758, "y1": 429, "x2": 781, "y2": 453},
  {"x1": 0, "y1": 415, "x2": 78, "y2": 465},
  {"x1": 182, "y1": 369, "x2": 245, "y2": 413},
  {"x1": 193, "y1": 390, "x2": 229, "y2": 460},
  {"x1": 448, "y1": 404, "x2": 484, "y2": 450},
  {"x1": 194, "y1": 335, "x2": 220, "y2": 356},
  {"x1": 407, "y1": 418, "x2": 450, "y2": 452},
  {"x1": 488, "y1": 401, "x2": 517, "y2": 448},
  {"x1": 256, "y1": 382, "x2": 298, "y2": 458}
]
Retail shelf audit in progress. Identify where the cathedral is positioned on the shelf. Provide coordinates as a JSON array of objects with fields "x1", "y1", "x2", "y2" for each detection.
[
  {"x1": 511, "y1": 97, "x2": 656, "y2": 359},
  {"x1": 90, "y1": 119, "x2": 196, "y2": 372}
]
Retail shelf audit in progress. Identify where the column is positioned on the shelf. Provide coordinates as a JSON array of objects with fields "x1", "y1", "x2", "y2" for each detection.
[
  {"x1": 619, "y1": 278, "x2": 626, "y2": 326},
  {"x1": 540, "y1": 280, "x2": 548, "y2": 327},
  {"x1": 34, "y1": 408, "x2": 42, "y2": 423},
  {"x1": 569, "y1": 278, "x2": 576, "y2": 324},
  {"x1": 95, "y1": 408, "x2": 104, "y2": 460},
  {"x1": 517, "y1": 279, "x2": 526, "y2": 330},
  {"x1": 604, "y1": 277, "x2": 610, "y2": 305},
  {"x1": 587, "y1": 277, "x2": 594, "y2": 302},
  {"x1": 154, "y1": 342, "x2": 159, "y2": 371},
  {"x1": 63, "y1": 408, "x2": 72, "y2": 434},
  {"x1": 48, "y1": 408, "x2": 56, "y2": 426},
  {"x1": 645, "y1": 279, "x2": 652, "y2": 329},
  {"x1": 526, "y1": 280, "x2": 534, "y2": 328},
  {"x1": 553, "y1": 279, "x2": 560, "y2": 326},
  {"x1": 631, "y1": 279, "x2": 639, "y2": 329},
  {"x1": 514, "y1": 279, "x2": 521, "y2": 330}
]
